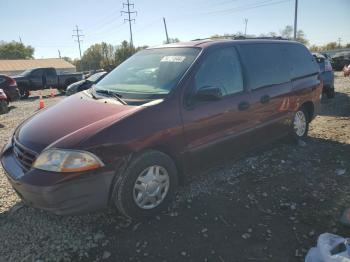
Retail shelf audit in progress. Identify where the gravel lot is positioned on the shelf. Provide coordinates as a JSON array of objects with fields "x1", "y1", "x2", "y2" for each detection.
[{"x1": 0, "y1": 73, "x2": 350, "y2": 262}]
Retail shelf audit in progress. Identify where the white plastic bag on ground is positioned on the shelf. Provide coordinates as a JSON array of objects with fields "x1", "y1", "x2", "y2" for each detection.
[{"x1": 305, "y1": 233, "x2": 350, "y2": 262}]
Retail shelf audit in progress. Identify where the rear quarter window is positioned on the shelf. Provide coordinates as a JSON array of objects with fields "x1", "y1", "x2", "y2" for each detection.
[
  {"x1": 286, "y1": 44, "x2": 319, "y2": 79},
  {"x1": 237, "y1": 43, "x2": 290, "y2": 90}
]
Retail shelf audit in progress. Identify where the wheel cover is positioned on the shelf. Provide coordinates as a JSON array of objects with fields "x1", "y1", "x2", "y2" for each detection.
[
  {"x1": 133, "y1": 165, "x2": 170, "y2": 210},
  {"x1": 293, "y1": 110, "x2": 307, "y2": 137}
]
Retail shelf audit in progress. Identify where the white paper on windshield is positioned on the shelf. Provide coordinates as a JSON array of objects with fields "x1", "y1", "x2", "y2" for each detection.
[{"x1": 161, "y1": 56, "x2": 186, "y2": 63}]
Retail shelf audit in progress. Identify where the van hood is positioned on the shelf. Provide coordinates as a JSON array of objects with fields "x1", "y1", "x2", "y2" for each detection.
[{"x1": 15, "y1": 93, "x2": 141, "y2": 153}]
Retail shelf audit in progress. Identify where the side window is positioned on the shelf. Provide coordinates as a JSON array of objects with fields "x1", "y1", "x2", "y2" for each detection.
[
  {"x1": 46, "y1": 68, "x2": 56, "y2": 77},
  {"x1": 195, "y1": 47, "x2": 243, "y2": 96},
  {"x1": 238, "y1": 44, "x2": 290, "y2": 90},
  {"x1": 286, "y1": 44, "x2": 319, "y2": 79},
  {"x1": 31, "y1": 69, "x2": 43, "y2": 77}
]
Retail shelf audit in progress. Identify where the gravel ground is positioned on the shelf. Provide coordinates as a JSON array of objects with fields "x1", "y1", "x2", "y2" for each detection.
[{"x1": 0, "y1": 74, "x2": 349, "y2": 262}]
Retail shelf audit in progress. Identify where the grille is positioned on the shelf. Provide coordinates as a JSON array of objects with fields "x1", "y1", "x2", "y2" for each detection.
[{"x1": 12, "y1": 139, "x2": 37, "y2": 171}]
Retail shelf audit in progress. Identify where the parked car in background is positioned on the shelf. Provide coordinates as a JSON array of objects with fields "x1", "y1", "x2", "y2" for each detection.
[
  {"x1": 0, "y1": 75, "x2": 20, "y2": 102},
  {"x1": 13, "y1": 67, "x2": 84, "y2": 98},
  {"x1": 66, "y1": 71, "x2": 107, "y2": 96},
  {"x1": 331, "y1": 52, "x2": 350, "y2": 71},
  {"x1": 0, "y1": 89, "x2": 8, "y2": 114},
  {"x1": 313, "y1": 53, "x2": 335, "y2": 98},
  {"x1": 1, "y1": 39, "x2": 322, "y2": 219}
]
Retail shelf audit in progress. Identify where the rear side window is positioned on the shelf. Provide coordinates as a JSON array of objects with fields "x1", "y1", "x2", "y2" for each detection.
[
  {"x1": 32, "y1": 69, "x2": 43, "y2": 77},
  {"x1": 237, "y1": 43, "x2": 290, "y2": 90},
  {"x1": 195, "y1": 47, "x2": 243, "y2": 96},
  {"x1": 286, "y1": 44, "x2": 319, "y2": 79},
  {"x1": 46, "y1": 68, "x2": 56, "y2": 77}
]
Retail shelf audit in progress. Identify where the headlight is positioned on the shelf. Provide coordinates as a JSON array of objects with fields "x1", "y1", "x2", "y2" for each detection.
[{"x1": 33, "y1": 149, "x2": 104, "y2": 172}]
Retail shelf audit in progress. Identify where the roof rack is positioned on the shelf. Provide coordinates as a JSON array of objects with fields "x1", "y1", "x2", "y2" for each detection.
[{"x1": 191, "y1": 35, "x2": 289, "y2": 41}]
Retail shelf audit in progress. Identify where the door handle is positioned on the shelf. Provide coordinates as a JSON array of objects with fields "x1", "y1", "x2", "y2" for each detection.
[
  {"x1": 238, "y1": 101, "x2": 250, "y2": 111},
  {"x1": 260, "y1": 95, "x2": 270, "y2": 104}
]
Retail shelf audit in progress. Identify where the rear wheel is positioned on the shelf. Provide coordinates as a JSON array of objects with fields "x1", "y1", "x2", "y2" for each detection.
[
  {"x1": 292, "y1": 107, "x2": 309, "y2": 139},
  {"x1": 325, "y1": 86, "x2": 335, "y2": 98},
  {"x1": 111, "y1": 150, "x2": 178, "y2": 219},
  {"x1": 19, "y1": 88, "x2": 30, "y2": 99},
  {"x1": 0, "y1": 100, "x2": 8, "y2": 114}
]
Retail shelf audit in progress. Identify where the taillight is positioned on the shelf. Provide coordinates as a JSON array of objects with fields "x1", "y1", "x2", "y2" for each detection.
[
  {"x1": 6, "y1": 76, "x2": 17, "y2": 86},
  {"x1": 325, "y1": 60, "x2": 333, "y2": 72}
]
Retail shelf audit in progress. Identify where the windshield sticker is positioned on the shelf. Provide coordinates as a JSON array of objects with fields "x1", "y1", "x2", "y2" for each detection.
[{"x1": 161, "y1": 56, "x2": 186, "y2": 63}]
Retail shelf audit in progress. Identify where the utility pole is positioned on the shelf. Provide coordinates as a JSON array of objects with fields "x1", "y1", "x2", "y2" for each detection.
[
  {"x1": 19, "y1": 36, "x2": 23, "y2": 44},
  {"x1": 163, "y1": 17, "x2": 170, "y2": 44},
  {"x1": 244, "y1": 18, "x2": 248, "y2": 36},
  {"x1": 338, "y1": 37, "x2": 342, "y2": 48},
  {"x1": 72, "y1": 25, "x2": 84, "y2": 59},
  {"x1": 293, "y1": 0, "x2": 298, "y2": 40},
  {"x1": 58, "y1": 50, "x2": 61, "y2": 58},
  {"x1": 121, "y1": 0, "x2": 137, "y2": 48}
]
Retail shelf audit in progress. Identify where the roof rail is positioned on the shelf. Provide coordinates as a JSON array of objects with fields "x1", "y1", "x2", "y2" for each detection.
[{"x1": 191, "y1": 35, "x2": 289, "y2": 41}]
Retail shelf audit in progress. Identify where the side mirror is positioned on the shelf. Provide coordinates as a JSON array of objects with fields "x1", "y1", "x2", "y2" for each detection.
[{"x1": 195, "y1": 86, "x2": 222, "y2": 101}]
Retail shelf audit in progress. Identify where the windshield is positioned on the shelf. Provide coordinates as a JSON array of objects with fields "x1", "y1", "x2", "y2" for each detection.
[
  {"x1": 87, "y1": 72, "x2": 106, "y2": 83},
  {"x1": 95, "y1": 47, "x2": 200, "y2": 97},
  {"x1": 19, "y1": 68, "x2": 34, "y2": 76}
]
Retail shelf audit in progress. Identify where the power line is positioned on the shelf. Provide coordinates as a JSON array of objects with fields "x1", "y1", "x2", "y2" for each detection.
[
  {"x1": 121, "y1": 0, "x2": 137, "y2": 48},
  {"x1": 72, "y1": 25, "x2": 84, "y2": 59}
]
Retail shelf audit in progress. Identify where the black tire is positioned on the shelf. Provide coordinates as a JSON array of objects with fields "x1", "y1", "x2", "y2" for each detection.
[
  {"x1": 291, "y1": 106, "x2": 309, "y2": 140},
  {"x1": 326, "y1": 86, "x2": 335, "y2": 98},
  {"x1": 19, "y1": 88, "x2": 30, "y2": 99},
  {"x1": 111, "y1": 150, "x2": 178, "y2": 219},
  {"x1": 0, "y1": 100, "x2": 8, "y2": 114}
]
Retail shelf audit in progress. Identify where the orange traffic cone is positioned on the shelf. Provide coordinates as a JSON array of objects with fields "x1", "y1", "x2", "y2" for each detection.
[
  {"x1": 39, "y1": 92, "x2": 45, "y2": 109},
  {"x1": 50, "y1": 87, "x2": 55, "y2": 98}
]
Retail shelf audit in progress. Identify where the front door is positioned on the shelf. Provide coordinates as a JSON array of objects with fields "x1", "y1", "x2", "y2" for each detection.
[
  {"x1": 29, "y1": 69, "x2": 44, "y2": 90},
  {"x1": 181, "y1": 46, "x2": 255, "y2": 171},
  {"x1": 45, "y1": 68, "x2": 57, "y2": 88}
]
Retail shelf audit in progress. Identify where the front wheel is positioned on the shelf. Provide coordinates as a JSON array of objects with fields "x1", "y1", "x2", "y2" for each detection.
[
  {"x1": 19, "y1": 88, "x2": 30, "y2": 99},
  {"x1": 292, "y1": 107, "x2": 309, "y2": 139},
  {"x1": 111, "y1": 150, "x2": 178, "y2": 219}
]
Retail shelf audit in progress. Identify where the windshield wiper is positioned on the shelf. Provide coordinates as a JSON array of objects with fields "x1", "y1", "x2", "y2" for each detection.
[{"x1": 94, "y1": 88, "x2": 127, "y2": 105}]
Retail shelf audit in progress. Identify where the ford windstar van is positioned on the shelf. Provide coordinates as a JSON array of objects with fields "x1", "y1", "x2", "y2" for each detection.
[{"x1": 1, "y1": 39, "x2": 322, "y2": 219}]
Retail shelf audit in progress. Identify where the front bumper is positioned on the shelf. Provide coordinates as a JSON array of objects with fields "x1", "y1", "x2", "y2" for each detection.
[{"x1": 1, "y1": 142, "x2": 115, "y2": 215}]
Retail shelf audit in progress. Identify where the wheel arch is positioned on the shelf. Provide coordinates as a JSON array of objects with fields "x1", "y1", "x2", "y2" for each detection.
[
  {"x1": 300, "y1": 101, "x2": 314, "y2": 122},
  {"x1": 142, "y1": 146, "x2": 186, "y2": 185}
]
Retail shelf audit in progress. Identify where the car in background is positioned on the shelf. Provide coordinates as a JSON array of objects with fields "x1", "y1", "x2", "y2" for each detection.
[
  {"x1": 331, "y1": 52, "x2": 350, "y2": 71},
  {"x1": 0, "y1": 75, "x2": 20, "y2": 102},
  {"x1": 13, "y1": 67, "x2": 84, "y2": 98},
  {"x1": 0, "y1": 89, "x2": 8, "y2": 114},
  {"x1": 66, "y1": 71, "x2": 107, "y2": 96},
  {"x1": 313, "y1": 53, "x2": 335, "y2": 98}
]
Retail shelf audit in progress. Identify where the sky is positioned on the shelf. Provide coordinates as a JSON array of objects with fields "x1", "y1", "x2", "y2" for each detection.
[{"x1": 1, "y1": 0, "x2": 350, "y2": 59}]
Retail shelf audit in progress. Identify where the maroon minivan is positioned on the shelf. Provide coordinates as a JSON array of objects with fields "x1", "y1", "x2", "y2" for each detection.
[{"x1": 1, "y1": 39, "x2": 322, "y2": 219}]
